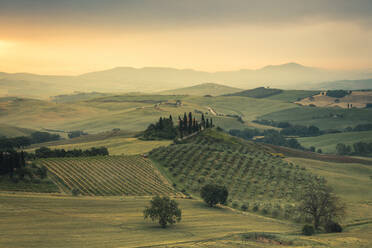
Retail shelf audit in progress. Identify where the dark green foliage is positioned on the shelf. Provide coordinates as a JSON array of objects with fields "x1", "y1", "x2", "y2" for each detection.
[
  {"x1": 229, "y1": 128, "x2": 261, "y2": 139},
  {"x1": 143, "y1": 116, "x2": 177, "y2": 140},
  {"x1": 200, "y1": 183, "x2": 228, "y2": 207},
  {"x1": 336, "y1": 142, "x2": 372, "y2": 156},
  {"x1": 326, "y1": 90, "x2": 351, "y2": 98},
  {"x1": 34, "y1": 146, "x2": 109, "y2": 158},
  {"x1": 336, "y1": 143, "x2": 352, "y2": 155},
  {"x1": 0, "y1": 151, "x2": 26, "y2": 176},
  {"x1": 325, "y1": 221, "x2": 343, "y2": 233},
  {"x1": 302, "y1": 224, "x2": 315, "y2": 236},
  {"x1": 30, "y1": 131, "x2": 60, "y2": 143},
  {"x1": 253, "y1": 120, "x2": 323, "y2": 137},
  {"x1": 241, "y1": 203, "x2": 248, "y2": 211},
  {"x1": 255, "y1": 130, "x2": 305, "y2": 150},
  {"x1": 143, "y1": 196, "x2": 182, "y2": 228},
  {"x1": 0, "y1": 131, "x2": 60, "y2": 151},
  {"x1": 352, "y1": 123, "x2": 372, "y2": 131},
  {"x1": 68, "y1": 130, "x2": 88, "y2": 139}
]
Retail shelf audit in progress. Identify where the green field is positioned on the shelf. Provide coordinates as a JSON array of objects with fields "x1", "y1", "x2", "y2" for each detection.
[
  {"x1": 298, "y1": 130, "x2": 372, "y2": 153},
  {"x1": 0, "y1": 192, "x2": 371, "y2": 248}
]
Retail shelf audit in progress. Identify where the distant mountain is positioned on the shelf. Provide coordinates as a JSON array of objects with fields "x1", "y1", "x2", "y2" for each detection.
[
  {"x1": 225, "y1": 87, "x2": 282, "y2": 98},
  {"x1": 314, "y1": 78, "x2": 372, "y2": 90},
  {"x1": 1, "y1": 63, "x2": 372, "y2": 98},
  {"x1": 159, "y1": 83, "x2": 242, "y2": 96}
]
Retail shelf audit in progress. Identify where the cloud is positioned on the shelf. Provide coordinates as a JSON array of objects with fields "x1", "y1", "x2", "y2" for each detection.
[{"x1": 1, "y1": 0, "x2": 372, "y2": 30}]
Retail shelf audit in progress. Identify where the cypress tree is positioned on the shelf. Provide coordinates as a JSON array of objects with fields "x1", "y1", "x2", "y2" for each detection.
[
  {"x1": 201, "y1": 114, "x2": 206, "y2": 129},
  {"x1": 188, "y1": 112, "x2": 193, "y2": 134},
  {"x1": 183, "y1": 113, "x2": 188, "y2": 133},
  {"x1": 206, "y1": 119, "x2": 210, "y2": 128}
]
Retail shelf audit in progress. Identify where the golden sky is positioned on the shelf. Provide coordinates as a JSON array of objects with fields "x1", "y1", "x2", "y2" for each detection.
[{"x1": 0, "y1": 0, "x2": 371, "y2": 74}]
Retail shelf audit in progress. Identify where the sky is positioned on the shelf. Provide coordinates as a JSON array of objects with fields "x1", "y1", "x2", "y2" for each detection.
[{"x1": 0, "y1": 0, "x2": 372, "y2": 74}]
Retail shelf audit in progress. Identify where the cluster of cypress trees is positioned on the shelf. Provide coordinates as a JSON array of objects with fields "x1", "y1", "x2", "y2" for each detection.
[
  {"x1": 0, "y1": 151, "x2": 26, "y2": 177},
  {"x1": 178, "y1": 112, "x2": 213, "y2": 138},
  {"x1": 143, "y1": 116, "x2": 178, "y2": 140}
]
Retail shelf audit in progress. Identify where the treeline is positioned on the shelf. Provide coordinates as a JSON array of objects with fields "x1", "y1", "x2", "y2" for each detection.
[
  {"x1": 255, "y1": 119, "x2": 372, "y2": 136},
  {"x1": 0, "y1": 131, "x2": 61, "y2": 150},
  {"x1": 326, "y1": 90, "x2": 351, "y2": 98},
  {"x1": 143, "y1": 113, "x2": 213, "y2": 140},
  {"x1": 336, "y1": 142, "x2": 372, "y2": 156},
  {"x1": 33, "y1": 146, "x2": 109, "y2": 159},
  {"x1": 345, "y1": 123, "x2": 372, "y2": 132},
  {"x1": 252, "y1": 120, "x2": 322, "y2": 137},
  {"x1": 229, "y1": 129, "x2": 306, "y2": 150}
]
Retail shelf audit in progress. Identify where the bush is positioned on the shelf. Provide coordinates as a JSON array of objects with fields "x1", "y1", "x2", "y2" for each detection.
[
  {"x1": 325, "y1": 221, "x2": 343, "y2": 233},
  {"x1": 241, "y1": 203, "x2": 249, "y2": 211},
  {"x1": 200, "y1": 183, "x2": 228, "y2": 207},
  {"x1": 302, "y1": 224, "x2": 315, "y2": 236}
]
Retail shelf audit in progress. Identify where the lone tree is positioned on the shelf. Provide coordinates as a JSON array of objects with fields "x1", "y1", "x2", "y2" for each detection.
[
  {"x1": 200, "y1": 184, "x2": 228, "y2": 207},
  {"x1": 299, "y1": 181, "x2": 345, "y2": 230},
  {"x1": 143, "y1": 196, "x2": 182, "y2": 228}
]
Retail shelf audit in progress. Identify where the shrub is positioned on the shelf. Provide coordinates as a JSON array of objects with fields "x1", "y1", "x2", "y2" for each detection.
[
  {"x1": 200, "y1": 183, "x2": 228, "y2": 207},
  {"x1": 252, "y1": 203, "x2": 259, "y2": 212},
  {"x1": 241, "y1": 203, "x2": 249, "y2": 211},
  {"x1": 302, "y1": 224, "x2": 315, "y2": 236},
  {"x1": 325, "y1": 221, "x2": 343, "y2": 233}
]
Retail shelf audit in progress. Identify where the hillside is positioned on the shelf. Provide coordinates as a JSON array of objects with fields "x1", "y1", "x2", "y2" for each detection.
[
  {"x1": 37, "y1": 155, "x2": 177, "y2": 196},
  {"x1": 160, "y1": 83, "x2": 242, "y2": 96},
  {"x1": 0, "y1": 94, "x2": 295, "y2": 134},
  {"x1": 225, "y1": 87, "x2": 283, "y2": 98},
  {"x1": 0, "y1": 124, "x2": 35, "y2": 137},
  {"x1": 149, "y1": 129, "x2": 322, "y2": 218},
  {"x1": 226, "y1": 87, "x2": 319, "y2": 102}
]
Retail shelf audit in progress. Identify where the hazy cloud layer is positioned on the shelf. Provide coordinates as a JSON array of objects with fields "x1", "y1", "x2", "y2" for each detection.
[{"x1": 1, "y1": 0, "x2": 372, "y2": 29}]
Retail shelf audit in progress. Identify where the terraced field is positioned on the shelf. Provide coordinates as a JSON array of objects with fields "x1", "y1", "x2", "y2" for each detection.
[{"x1": 38, "y1": 155, "x2": 177, "y2": 196}]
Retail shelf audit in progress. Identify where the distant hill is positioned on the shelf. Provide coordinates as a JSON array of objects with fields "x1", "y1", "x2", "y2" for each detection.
[
  {"x1": 225, "y1": 87, "x2": 320, "y2": 102},
  {"x1": 160, "y1": 83, "x2": 242, "y2": 96},
  {"x1": 315, "y1": 78, "x2": 372, "y2": 90},
  {"x1": 0, "y1": 124, "x2": 35, "y2": 138},
  {"x1": 225, "y1": 87, "x2": 283, "y2": 98},
  {"x1": 1, "y1": 63, "x2": 372, "y2": 98}
]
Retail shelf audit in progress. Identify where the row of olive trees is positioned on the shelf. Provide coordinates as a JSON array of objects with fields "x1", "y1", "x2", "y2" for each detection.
[{"x1": 143, "y1": 182, "x2": 344, "y2": 236}]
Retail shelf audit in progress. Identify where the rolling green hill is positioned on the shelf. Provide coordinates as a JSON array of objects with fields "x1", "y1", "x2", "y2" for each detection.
[
  {"x1": 160, "y1": 83, "x2": 242, "y2": 96},
  {"x1": 149, "y1": 129, "x2": 322, "y2": 219},
  {"x1": 0, "y1": 94, "x2": 295, "y2": 135}
]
